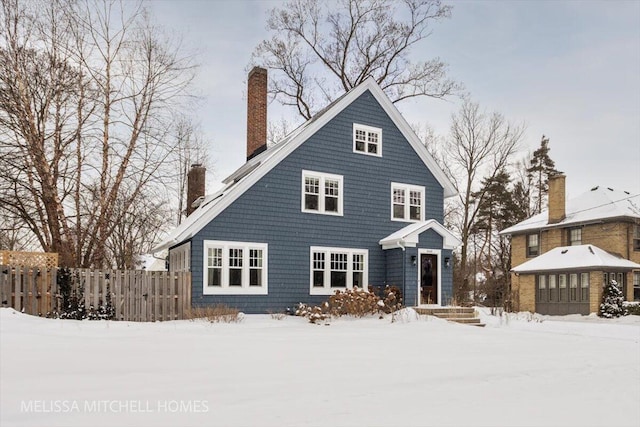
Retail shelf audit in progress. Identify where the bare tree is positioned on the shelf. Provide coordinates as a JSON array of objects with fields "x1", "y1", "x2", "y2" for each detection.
[
  {"x1": 0, "y1": 0, "x2": 197, "y2": 267},
  {"x1": 253, "y1": 0, "x2": 461, "y2": 120},
  {"x1": 440, "y1": 100, "x2": 524, "y2": 303}
]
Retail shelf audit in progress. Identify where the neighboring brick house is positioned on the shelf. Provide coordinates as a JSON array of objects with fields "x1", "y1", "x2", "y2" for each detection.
[
  {"x1": 152, "y1": 68, "x2": 461, "y2": 313},
  {"x1": 500, "y1": 175, "x2": 640, "y2": 315}
]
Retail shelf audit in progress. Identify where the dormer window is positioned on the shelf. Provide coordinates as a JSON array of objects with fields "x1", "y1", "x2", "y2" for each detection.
[{"x1": 353, "y1": 124, "x2": 381, "y2": 157}]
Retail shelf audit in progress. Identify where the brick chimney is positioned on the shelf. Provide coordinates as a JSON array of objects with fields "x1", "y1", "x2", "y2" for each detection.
[
  {"x1": 186, "y1": 163, "x2": 206, "y2": 216},
  {"x1": 548, "y1": 174, "x2": 566, "y2": 224},
  {"x1": 246, "y1": 66, "x2": 268, "y2": 160}
]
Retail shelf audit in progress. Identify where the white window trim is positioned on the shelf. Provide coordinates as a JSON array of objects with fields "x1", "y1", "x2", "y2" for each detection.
[
  {"x1": 353, "y1": 123, "x2": 382, "y2": 157},
  {"x1": 169, "y1": 241, "x2": 190, "y2": 272},
  {"x1": 301, "y1": 170, "x2": 344, "y2": 216},
  {"x1": 203, "y1": 240, "x2": 268, "y2": 295},
  {"x1": 309, "y1": 246, "x2": 368, "y2": 295},
  {"x1": 390, "y1": 182, "x2": 425, "y2": 223}
]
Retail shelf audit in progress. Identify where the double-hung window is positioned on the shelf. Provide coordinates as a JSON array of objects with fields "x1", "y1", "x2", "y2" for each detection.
[
  {"x1": 634, "y1": 225, "x2": 640, "y2": 251},
  {"x1": 310, "y1": 247, "x2": 368, "y2": 295},
  {"x1": 302, "y1": 170, "x2": 343, "y2": 215},
  {"x1": 634, "y1": 272, "x2": 640, "y2": 301},
  {"x1": 203, "y1": 241, "x2": 268, "y2": 295},
  {"x1": 391, "y1": 183, "x2": 425, "y2": 222},
  {"x1": 526, "y1": 234, "x2": 539, "y2": 257},
  {"x1": 353, "y1": 124, "x2": 382, "y2": 156},
  {"x1": 568, "y1": 227, "x2": 582, "y2": 246}
]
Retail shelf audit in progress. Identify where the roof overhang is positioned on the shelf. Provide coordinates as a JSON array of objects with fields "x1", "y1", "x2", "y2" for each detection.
[
  {"x1": 379, "y1": 219, "x2": 461, "y2": 250},
  {"x1": 512, "y1": 244, "x2": 640, "y2": 273}
]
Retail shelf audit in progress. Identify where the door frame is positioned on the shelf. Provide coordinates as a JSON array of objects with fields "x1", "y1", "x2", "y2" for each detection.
[{"x1": 418, "y1": 249, "x2": 441, "y2": 306}]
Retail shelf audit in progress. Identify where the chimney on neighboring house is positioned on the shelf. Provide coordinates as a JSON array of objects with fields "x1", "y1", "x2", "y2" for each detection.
[
  {"x1": 246, "y1": 66, "x2": 268, "y2": 160},
  {"x1": 186, "y1": 163, "x2": 206, "y2": 216},
  {"x1": 548, "y1": 174, "x2": 566, "y2": 224}
]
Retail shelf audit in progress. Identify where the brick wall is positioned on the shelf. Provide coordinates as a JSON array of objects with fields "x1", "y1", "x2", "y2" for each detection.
[{"x1": 512, "y1": 273, "x2": 535, "y2": 312}]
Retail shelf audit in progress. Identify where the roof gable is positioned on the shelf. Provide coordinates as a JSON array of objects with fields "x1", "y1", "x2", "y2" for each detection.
[
  {"x1": 153, "y1": 77, "x2": 456, "y2": 252},
  {"x1": 500, "y1": 187, "x2": 640, "y2": 235},
  {"x1": 379, "y1": 219, "x2": 461, "y2": 250}
]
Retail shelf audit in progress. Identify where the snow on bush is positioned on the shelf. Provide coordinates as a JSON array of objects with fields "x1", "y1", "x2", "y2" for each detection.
[
  {"x1": 599, "y1": 280, "x2": 627, "y2": 318},
  {"x1": 293, "y1": 286, "x2": 404, "y2": 323}
]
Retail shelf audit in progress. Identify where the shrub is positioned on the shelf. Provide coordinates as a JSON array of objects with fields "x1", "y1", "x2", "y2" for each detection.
[
  {"x1": 186, "y1": 305, "x2": 243, "y2": 323},
  {"x1": 268, "y1": 310, "x2": 286, "y2": 320},
  {"x1": 380, "y1": 285, "x2": 403, "y2": 314},
  {"x1": 623, "y1": 302, "x2": 640, "y2": 316},
  {"x1": 327, "y1": 287, "x2": 380, "y2": 317},
  {"x1": 599, "y1": 280, "x2": 627, "y2": 318},
  {"x1": 293, "y1": 286, "x2": 405, "y2": 323}
]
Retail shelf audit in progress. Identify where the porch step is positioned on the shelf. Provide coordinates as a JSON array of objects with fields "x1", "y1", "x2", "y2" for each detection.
[{"x1": 415, "y1": 307, "x2": 485, "y2": 327}]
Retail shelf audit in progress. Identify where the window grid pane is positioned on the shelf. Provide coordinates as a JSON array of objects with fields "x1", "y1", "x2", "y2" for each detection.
[
  {"x1": 330, "y1": 252, "x2": 348, "y2": 288},
  {"x1": 581, "y1": 273, "x2": 589, "y2": 301},
  {"x1": 559, "y1": 274, "x2": 567, "y2": 302},
  {"x1": 393, "y1": 188, "x2": 405, "y2": 219},
  {"x1": 570, "y1": 273, "x2": 578, "y2": 301},
  {"x1": 331, "y1": 253, "x2": 348, "y2": 271},
  {"x1": 313, "y1": 252, "x2": 325, "y2": 287},
  {"x1": 409, "y1": 190, "x2": 421, "y2": 220},
  {"x1": 355, "y1": 129, "x2": 366, "y2": 152},
  {"x1": 324, "y1": 179, "x2": 339, "y2": 213},
  {"x1": 549, "y1": 275, "x2": 557, "y2": 301}
]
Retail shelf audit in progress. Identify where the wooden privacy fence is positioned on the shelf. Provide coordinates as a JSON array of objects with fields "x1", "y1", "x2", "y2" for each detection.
[{"x1": 0, "y1": 266, "x2": 191, "y2": 322}]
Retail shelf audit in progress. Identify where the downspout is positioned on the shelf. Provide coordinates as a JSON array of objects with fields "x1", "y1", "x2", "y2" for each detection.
[{"x1": 396, "y1": 240, "x2": 407, "y2": 307}]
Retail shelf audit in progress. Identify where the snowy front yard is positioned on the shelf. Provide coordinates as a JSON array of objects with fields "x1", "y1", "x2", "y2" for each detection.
[{"x1": 1, "y1": 308, "x2": 638, "y2": 427}]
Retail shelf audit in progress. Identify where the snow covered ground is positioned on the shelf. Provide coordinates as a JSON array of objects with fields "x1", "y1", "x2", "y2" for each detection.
[{"x1": 1, "y1": 308, "x2": 638, "y2": 427}]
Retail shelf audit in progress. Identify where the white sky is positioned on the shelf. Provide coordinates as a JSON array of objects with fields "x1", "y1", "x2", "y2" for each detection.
[{"x1": 150, "y1": 0, "x2": 640, "y2": 199}]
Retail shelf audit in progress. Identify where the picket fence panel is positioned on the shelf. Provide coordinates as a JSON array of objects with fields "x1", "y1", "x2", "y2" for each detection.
[{"x1": 0, "y1": 266, "x2": 191, "y2": 322}]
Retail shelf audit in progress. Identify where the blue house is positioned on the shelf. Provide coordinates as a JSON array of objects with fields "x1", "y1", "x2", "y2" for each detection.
[{"x1": 153, "y1": 67, "x2": 461, "y2": 313}]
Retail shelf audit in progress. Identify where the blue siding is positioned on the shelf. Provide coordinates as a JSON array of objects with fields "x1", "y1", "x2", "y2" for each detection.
[{"x1": 190, "y1": 90, "x2": 448, "y2": 313}]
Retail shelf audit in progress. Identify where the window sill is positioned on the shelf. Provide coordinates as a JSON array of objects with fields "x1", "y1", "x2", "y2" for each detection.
[
  {"x1": 203, "y1": 287, "x2": 268, "y2": 296},
  {"x1": 302, "y1": 209, "x2": 343, "y2": 217}
]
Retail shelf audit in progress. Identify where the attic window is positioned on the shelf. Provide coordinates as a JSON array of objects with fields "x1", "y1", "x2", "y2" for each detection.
[{"x1": 353, "y1": 124, "x2": 382, "y2": 157}]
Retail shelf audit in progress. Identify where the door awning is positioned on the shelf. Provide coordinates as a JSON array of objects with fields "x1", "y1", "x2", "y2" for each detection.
[{"x1": 379, "y1": 219, "x2": 461, "y2": 250}]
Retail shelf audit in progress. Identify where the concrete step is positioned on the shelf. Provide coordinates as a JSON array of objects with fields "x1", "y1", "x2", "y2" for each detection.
[
  {"x1": 414, "y1": 307, "x2": 475, "y2": 316},
  {"x1": 414, "y1": 306, "x2": 485, "y2": 327},
  {"x1": 432, "y1": 312, "x2": 476, "y2": 319},
  {"x1": 440, "y1": 317, "x2": 482, "y2": 324}
]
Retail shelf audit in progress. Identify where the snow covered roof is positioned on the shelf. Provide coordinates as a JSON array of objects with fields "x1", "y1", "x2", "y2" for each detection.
[
  {"x1": 152, "y1": 77, "x2": 457, "y2": 253},
  {"x1": 379, "y1": 219, "x2": 461, "y2": 250},
  {"x1": 512, "y1": 245, "x2": 640, "y2": 273},
  {"x1": 500, "y1": 187, "x2": 640, "y2": 235}
]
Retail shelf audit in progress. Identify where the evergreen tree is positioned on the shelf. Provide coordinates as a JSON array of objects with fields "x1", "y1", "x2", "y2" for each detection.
[
  {"x1": 599, "y1": 280, "x2": 627, "y2": 318},
  {"x1": 527, "y1": 135, "x2": 561, "y2": 214},
  {"x1": 471, "y1": 169, "x2": 525, "y2": 307}
]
